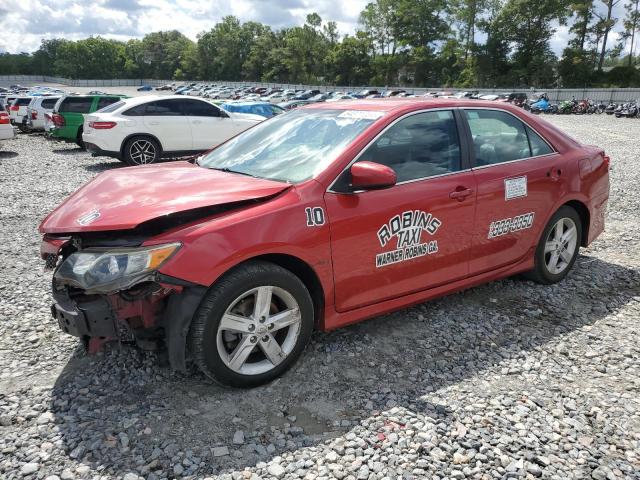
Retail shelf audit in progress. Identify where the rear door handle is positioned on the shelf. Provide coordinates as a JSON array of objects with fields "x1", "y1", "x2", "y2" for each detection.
[
  {"x1": 449, "y1": 188, "x2": 473, "y2": 201},
  {"x1": 148, "y1": 121, "x2": 160, "y2": 126},
  {"x1": 192, "y1": 120, "x2": 202, "y2": 124}
]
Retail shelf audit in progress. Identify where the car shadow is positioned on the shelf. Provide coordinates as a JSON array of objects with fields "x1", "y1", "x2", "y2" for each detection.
[
  {"x1": 49, "y1": 256, "x2": 639, "y2": 477},
  {"x1": 0, "y1": 151, "x2": 18, "y2": 159},
  {"x1": 82, "y1": 161, "x2": 125, "y2": 173},
  {"x1": 52, "y1": 148, "x2": 86, "y2": 155}
]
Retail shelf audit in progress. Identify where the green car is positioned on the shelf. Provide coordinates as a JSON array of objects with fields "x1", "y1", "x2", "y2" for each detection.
[{"x1": 49, "y1": 94, "x2": 128, "y2": 147}]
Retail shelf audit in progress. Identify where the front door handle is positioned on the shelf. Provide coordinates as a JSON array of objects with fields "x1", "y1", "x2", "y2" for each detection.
[
  {"x1": 192, "y1": 120, "x2": 202, "y2": 124},
  {"x1": 148, "y1": 121, "x2": 160, "y2": 126},
  {"x1": 449, "y1": 187, "x2": 473, "y2": 201}
]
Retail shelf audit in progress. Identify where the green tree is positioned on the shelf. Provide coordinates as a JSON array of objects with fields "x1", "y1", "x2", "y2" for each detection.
[
  {"x1": 595, "y1": 0, "x2": 622, "y2": 70},
  {"x1": 497, "y1": 0, "x2": 569, "y2": 86},
  {"x1": 621, "y1": 0, "x2": 640, "y2": 65}
]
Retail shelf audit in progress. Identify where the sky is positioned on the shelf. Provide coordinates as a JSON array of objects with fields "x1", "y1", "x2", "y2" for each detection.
[{"x1": 0, "y1": 0, "x2": 631, "y2": 56}]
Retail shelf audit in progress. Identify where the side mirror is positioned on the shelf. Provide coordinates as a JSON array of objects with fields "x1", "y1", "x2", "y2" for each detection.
[{"x1": 350, "y1": 161, "x2": 397, "y2": 191}]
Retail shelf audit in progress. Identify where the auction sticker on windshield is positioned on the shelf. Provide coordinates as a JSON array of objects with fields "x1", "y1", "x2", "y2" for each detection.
[{"x1": 338, "y1": 110, "x2": 384, "y2": 120}]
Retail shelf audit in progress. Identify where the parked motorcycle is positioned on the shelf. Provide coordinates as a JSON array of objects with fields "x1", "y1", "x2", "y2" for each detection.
[
  {"x1": 590, "y1": 100, "x2": 606, "y2": 114},
  {"x1": 558, "y1": 98, "x2": 577, "y2": 114},
  {"x1": 530, "y1": 95, "x2": 557, "y2": 114},
  {"x1": 605, "y1": 103, "x2": 618, "y2": 115},
  {"x1": 572, "y1": 98, "x2": 590, "y2": 114},
  {"x1": 619, "y1": 102, "x2": 639, "y2": 118}
]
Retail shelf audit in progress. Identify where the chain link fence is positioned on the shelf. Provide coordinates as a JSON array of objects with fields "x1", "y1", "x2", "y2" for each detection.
[{"x1": 1, "y1": 75, "x2": 639, "y2": 102}]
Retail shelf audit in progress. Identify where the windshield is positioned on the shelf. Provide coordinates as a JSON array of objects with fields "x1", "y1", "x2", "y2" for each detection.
[{"x1": 198, "y1": 109, "x2": 381, "y2": 183}]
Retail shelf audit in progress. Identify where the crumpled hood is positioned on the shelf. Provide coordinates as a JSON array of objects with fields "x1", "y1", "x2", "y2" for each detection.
[{"x1": 40, "y1": 161, "x2": 290, "y2": 234}]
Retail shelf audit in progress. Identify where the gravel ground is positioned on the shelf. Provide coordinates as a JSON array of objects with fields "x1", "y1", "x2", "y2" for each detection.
[{"x1": 0, "y1": 115, "x2": 639, "y2": 480}]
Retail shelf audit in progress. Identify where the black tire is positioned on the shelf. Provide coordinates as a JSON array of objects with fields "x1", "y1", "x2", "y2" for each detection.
[
  {"x1": 188, "y1": 261, "x2": 314, "y2": 388},
  {"x1": 123, "y1": 136, "x2": 160, "y2": 166},
  {"x1": 76, "y1": 127, "x2": 85, "y2": 149},
  {"x1": 525, "y1": 206, "x2": 582, "y2": 285}
]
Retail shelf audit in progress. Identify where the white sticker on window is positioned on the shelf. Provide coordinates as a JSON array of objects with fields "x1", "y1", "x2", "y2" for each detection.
[
  {"x1": 504, "y1": 176, "x2": 527, "y2": 200},
  {"x1": 338, "y1": 110, "x2": 384, "y2": 120}
]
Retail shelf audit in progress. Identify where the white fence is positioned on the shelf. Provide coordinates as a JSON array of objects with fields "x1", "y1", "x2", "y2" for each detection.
[{"x1": 1, "y1": 75, "x2": 639, "y2": 102}]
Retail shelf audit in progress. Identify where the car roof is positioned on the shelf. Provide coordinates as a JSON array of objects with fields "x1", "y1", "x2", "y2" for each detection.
[{"x1": 118, "y1": 95, "x2": 193, "y2": 106}]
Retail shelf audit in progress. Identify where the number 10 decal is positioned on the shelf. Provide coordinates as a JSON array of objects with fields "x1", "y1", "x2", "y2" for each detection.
[{"x1": 305, "y1": 207, "x2": 325, "y2": 227}]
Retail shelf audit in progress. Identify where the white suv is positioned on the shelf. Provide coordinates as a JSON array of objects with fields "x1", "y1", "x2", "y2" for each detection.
[
  {"x1": 8, "y1": 96, "x2": 32, "y2": 127},
  {"x1": 24, "y1": 96, "x2": 60, "y2": 132},
  {"x1": 82, "y1": 96, "x2": 264, "y2": 165},
  {"x1": 0, "y1": 105, "x2": 17, "y2": 145}
]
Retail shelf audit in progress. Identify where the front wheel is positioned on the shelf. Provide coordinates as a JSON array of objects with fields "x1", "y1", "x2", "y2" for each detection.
[
  {"x1": 188, "y1": 261, "x2": 314, "y2": 388},
  {"x1": 123, "y1": 136, "x2": 160, "y2": 166},
  {"x1": 525, "y1": 206, "x2": 582, "y2": 284}
]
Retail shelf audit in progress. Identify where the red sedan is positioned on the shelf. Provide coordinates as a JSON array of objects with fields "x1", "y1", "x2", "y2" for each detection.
[{"x1": 40, "y1": 99, "x2": 610, "y2": 387}]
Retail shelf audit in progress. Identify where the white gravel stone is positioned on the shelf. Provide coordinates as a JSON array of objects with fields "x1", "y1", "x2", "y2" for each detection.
[{"x1": 0, "y1": 116, "x2": 638, "y2": 480}]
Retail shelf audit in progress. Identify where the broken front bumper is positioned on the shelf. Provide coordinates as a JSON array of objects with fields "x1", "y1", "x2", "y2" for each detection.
[
  {"x1": 50, "y1": 279, "x2": 206, "y2": 370},
  {"x1": 51, "y1": 290, "x2": 117, "y2": 338}
]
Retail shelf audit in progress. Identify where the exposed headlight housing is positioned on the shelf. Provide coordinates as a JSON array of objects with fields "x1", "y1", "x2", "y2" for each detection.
[{"x1": 54, "y1": 243, "x2": 181, "y2": 293}]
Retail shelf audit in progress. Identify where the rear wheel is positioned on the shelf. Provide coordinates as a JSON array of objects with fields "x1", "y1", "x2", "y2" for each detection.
[
  {"x1": 189, "y1": 261, "x2": 314, "y2": 388},
  {"x1": 525, "y1": 206, "x2": 581, "y2": 284},
  {"x1": 123, "y1": 136, "x2": 160, "y2": 166}
]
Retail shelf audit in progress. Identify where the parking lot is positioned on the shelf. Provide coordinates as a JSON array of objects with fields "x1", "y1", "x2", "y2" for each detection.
[{"x1": 0, "y1": 114, "x2": 638, "y2": 479}]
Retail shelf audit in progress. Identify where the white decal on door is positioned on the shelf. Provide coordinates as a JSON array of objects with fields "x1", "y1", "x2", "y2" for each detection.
[
  {"x1": 504, "y1": 176, "x2": 527, "y2": 200},
  {"x1": 488, "y1": 212, "x2": 535, "y2": 239},
  {"x1": 375, "y1": 210, "x2": 441, "y2": 268}
]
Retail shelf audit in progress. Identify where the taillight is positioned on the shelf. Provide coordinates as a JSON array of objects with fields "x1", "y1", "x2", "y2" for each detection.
[
  {"x1": 603, "y1": 154, "x2": 610, "y2": 171},
  {"x1": 31, "y1": 110, "x2": 38, "y2": 120},
  {"x1": 88, "y1": 121, "x2": 117, "y2": 129},
  {"x1": 10, "y1": 105, "x2": 19, "y2": 111},
  {"x1": 52, "y1": 113, "x2": 65, "y2": 127},
  {"x1": 0, "y1": 112, "x2": 9, "y2": 124}
]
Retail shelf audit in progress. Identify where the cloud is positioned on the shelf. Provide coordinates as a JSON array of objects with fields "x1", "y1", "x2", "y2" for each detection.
[
  {"x1": 0, "y1": 0, "x2": 370, "y2": 53},
  {"x1": 0, "y1": 0, "x2": 632, "y2": 58}
]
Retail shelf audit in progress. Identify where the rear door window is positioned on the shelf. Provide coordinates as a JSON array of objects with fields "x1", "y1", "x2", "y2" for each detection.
[
  {"x1": 59, "y1": 97, "x2": 93, "y2": 113},
  {"x1": 41, "y1": 98, "x2": 58, "y2": 109},
  {"x1": 525, "y1": 126, "x2": 554, "y2": 156},
  {"x1": 96, "y1": 101, "x2": 125, "y2": 113},
  {"x1": 96, "y1": 97, "x2": 121, "y2": 110},
  {"x1": 144, "y1": 100, "x2": 184, "y2": 116},
  {"x1": 181, "y1": 99, "x2": 222, "y2": 117},
  {"x1": 464, "y1": 109, "x2": 531, "y2": 166}
]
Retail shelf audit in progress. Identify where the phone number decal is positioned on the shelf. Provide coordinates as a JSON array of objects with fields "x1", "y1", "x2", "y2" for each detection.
[{"x1": 488, "y1": 212, "x2": 535, "y2": 239}]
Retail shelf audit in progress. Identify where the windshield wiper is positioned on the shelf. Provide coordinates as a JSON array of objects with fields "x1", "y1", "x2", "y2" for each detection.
[{"x1": 211, "y1": 167, "x2": 259, "y2": 178}]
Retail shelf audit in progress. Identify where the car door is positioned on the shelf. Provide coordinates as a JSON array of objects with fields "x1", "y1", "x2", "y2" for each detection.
[
  {"x1": 462, "y1": 108, "x2": 565, "y2": 275},
  {"x1": 141, "y1": 99, "x2": 192, "y2": 152},
  {"x1": 181, "y1": 99, "x2": 236, "y2": 150},
  {"x1": 325, "y1": 109, "x2": 477, "y2": 312}
]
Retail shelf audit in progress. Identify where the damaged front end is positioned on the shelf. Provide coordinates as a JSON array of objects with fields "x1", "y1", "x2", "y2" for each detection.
[{"x1": 42, "y1": 231, "x2": 206, "y2": 371}]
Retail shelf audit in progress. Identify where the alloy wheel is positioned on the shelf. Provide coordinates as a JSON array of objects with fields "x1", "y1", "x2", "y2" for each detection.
[
  {"x1": 216, "y1": 286, "x2": 302, "y2": 375},
  {"x1": 129, "y1": 140, "x2": 156, "y2": 164},
  {"x1": 544, "y1": 217, "x2": 578, "y2": 275}
]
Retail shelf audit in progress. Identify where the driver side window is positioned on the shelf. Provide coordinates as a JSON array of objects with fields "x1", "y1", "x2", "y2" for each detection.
[{"x1": 358, "y1": 110, "x2": 461, "y2": 183}]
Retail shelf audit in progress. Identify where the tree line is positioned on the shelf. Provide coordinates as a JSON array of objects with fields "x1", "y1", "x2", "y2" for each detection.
[{"x1": 1, "y1": 0, "x2": 640, "y2": 88}]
